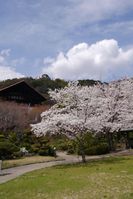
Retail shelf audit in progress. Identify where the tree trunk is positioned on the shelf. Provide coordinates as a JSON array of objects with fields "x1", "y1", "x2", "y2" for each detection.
[
  {"x1": 107, "y1": 132, "x2": 113, "y2": 151},
  {"x1": 81, "y1": 151, "x2": 86, "y2": 163},
  {"x1": 79, "y1": 141, "x2": 86, "y2": 163},
  {"x1": 126, "y1": 132, "x2": 130, "y2": 149}
]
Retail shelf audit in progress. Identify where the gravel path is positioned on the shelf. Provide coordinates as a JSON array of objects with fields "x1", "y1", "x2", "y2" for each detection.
[
  {"x1": 0, "y1": 150, "x2": 132, "y2": 184},
  {"x1": 0, "y1": 152, "x2": 81, "y2": 184}
]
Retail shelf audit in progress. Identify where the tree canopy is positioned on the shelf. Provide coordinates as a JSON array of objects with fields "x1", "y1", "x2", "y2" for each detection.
[{"x1": 31, "y1": 78, "x2": 133, "y2": 162}]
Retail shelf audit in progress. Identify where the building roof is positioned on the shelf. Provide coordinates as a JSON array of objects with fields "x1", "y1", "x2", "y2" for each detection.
[{"x1": 0, "y1": 80, "x2": 46, "y2": 105}]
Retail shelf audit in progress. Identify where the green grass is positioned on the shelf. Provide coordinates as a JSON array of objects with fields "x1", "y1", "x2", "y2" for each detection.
[
  {"x1": 0, "y1": 156, "x2": 133, "y2": 199},
  {"x1": 2, "y1": 156, "x2": 61, "y2": 169}
]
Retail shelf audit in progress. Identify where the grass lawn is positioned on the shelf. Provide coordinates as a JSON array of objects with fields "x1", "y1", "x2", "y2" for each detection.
[
  {"x1": 0, "y1": 156, "x2": 133, "y2": 199},
  {"x1": 2, "y1": 156, "x2": 61, "y2": 169}
]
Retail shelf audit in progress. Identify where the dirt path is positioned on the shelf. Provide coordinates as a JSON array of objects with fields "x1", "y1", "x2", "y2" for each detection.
[
  {"x1": 0, "y1": 150, "x2": 133, "y2": 184},
  {"x1": 0, "y1": 152, "x2": 80, "y2": 184}
]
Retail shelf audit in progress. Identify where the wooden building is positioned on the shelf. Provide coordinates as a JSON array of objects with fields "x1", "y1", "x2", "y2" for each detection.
[{"x1": 0, "y1": 80, "x2": 46, "y2": 105}]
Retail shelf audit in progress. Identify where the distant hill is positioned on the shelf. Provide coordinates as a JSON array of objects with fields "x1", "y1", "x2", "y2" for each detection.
[
  {"x1": 0, "y1": 76, "x2": 67, "y2": 94},
  {"x1": 78, "y1": 79, "x2": 102, "y2": 86},
  {"x1": 0, "y1": 75, "x2": 102, "y2": 96}
]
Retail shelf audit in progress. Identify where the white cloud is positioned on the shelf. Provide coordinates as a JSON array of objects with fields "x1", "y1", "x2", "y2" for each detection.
[
  {"x1": 97, "y1": 21, "x2": 133, "y2": 36},
  {"x1": 1, "y1": 0, "x2": 133, "y2": 48},
  {"x1": 0, "y1": 66, "x2": 24, "y2": 81},
  {"x1": 42, "y1": 39, "x2": 133, "y2": 81},
  {"x1": 0, "y1": 49, "x2": 10, "y2": 57},
  {"x1": 0, "y1": 49, "x2": 24, "y2": 81},
  {"x1": 64, "y1": 0, "x2": 133, "y2": 28}
]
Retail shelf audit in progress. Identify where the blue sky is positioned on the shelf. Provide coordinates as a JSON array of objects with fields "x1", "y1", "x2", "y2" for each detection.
[{"x1": 1, "y1": 0, "x2": 133, "y2": 81}]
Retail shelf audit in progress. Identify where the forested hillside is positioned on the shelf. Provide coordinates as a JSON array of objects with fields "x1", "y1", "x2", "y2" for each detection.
[{"x1": 0, "y1": 74, "x2": 101, "y2": 96}]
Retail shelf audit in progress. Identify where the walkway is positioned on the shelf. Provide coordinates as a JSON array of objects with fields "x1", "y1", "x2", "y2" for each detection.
[{"x1": 0, "y1": 150, "x2": 133, "y2": 184}]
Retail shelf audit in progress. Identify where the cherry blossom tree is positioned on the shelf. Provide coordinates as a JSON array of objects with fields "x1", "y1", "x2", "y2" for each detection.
[
  {"x1": 87, "y1": 78, "x2": 133, "y2": 149},
  {"x1": 32, "y1": 82, "x2": 102, "y2": 162},
  {"x1": 31, "y1": 78, "x2": 133, "y2": 162}
]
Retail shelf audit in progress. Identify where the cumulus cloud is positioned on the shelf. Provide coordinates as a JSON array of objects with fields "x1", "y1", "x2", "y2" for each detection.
[
  {"x1": 0, "y1": 49, "x2": 24, "y2": 81},
  {"x1": 0, "y1": 66, "x2": 24, "y2": 81},
  {"x1": 42, "y1": 39, "x2": 133, "y2": 81}
]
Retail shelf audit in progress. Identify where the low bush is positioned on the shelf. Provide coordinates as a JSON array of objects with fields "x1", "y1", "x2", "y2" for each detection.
[
  {"x1": 84, "y1": 142, "x2": 109, "y2": 155},
  {"x1": 38, "y1": 149, "x2": 48, "y2": 156},
  {"x1": 50, "y1": 138, "x2": 69, "y2": 151},
  {"x1": 38, "y1": 146, "x2": 56, "y2": 157},
  {"x1": 12, "y1": 151, "x2": 23, "y2": 159},
  {"x1": 67, "y1": 142, "x2": 75, "y2": 154},
  {"x1": 0, "y1": 141, "x2": 19, "y2": 160},
  {"x1": 96, "y1": 143, "x2": 110, "y2": 155},
  {"x1": 56, "y1": 142, "x2": 69, "y2": 151}
]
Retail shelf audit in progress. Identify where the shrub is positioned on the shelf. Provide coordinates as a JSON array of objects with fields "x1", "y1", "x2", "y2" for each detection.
[
  {"x1": 0, "y1": 134, "x2": 5, "y2": 141},
  {"x1": 48, "y1": 147, "x2": 56, "y2": 156},
  {"x1": 85, "y1": 143, "x2": 109, "y2": 155},
  {"x1": 56, "y1": 142, "x2": 69, "y2": 151},
  {"x1": 0, "y1": 141, "x2": 19, "y2": 160},
  {"x1": 96, "y1": 143, "x2": 110, "y2": 155},
  {"x1": 50, "y1": 138, "x2": 69, "y2": 151},
  {"x1": 67, "y1": 142, "x2": 75, "y2": 154},
  {"x1": 12, "y1": 151, "x2": 22, "y2": 159},
  {"x1": 31, "y1": 144, "x2": 40, "y2": 153},
  {"x1": 38, "y1": 146, "x2": 55, "y2": 157},
  {"x1": 38, "y1": 149, "x2": 48, "y2": 156},
  {"x1": 85, "y1": 146, "x2": 97, "y2": 155}
]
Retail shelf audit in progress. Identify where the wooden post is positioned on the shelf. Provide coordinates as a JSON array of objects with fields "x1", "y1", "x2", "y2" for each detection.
[{"x1": 0, "y1": 160, "x2": 2, "y2": 174}]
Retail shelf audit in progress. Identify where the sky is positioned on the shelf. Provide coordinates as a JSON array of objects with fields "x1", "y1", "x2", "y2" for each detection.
[{"x1": 1, "y1": 0, "x2": 133, "y2": 81}]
